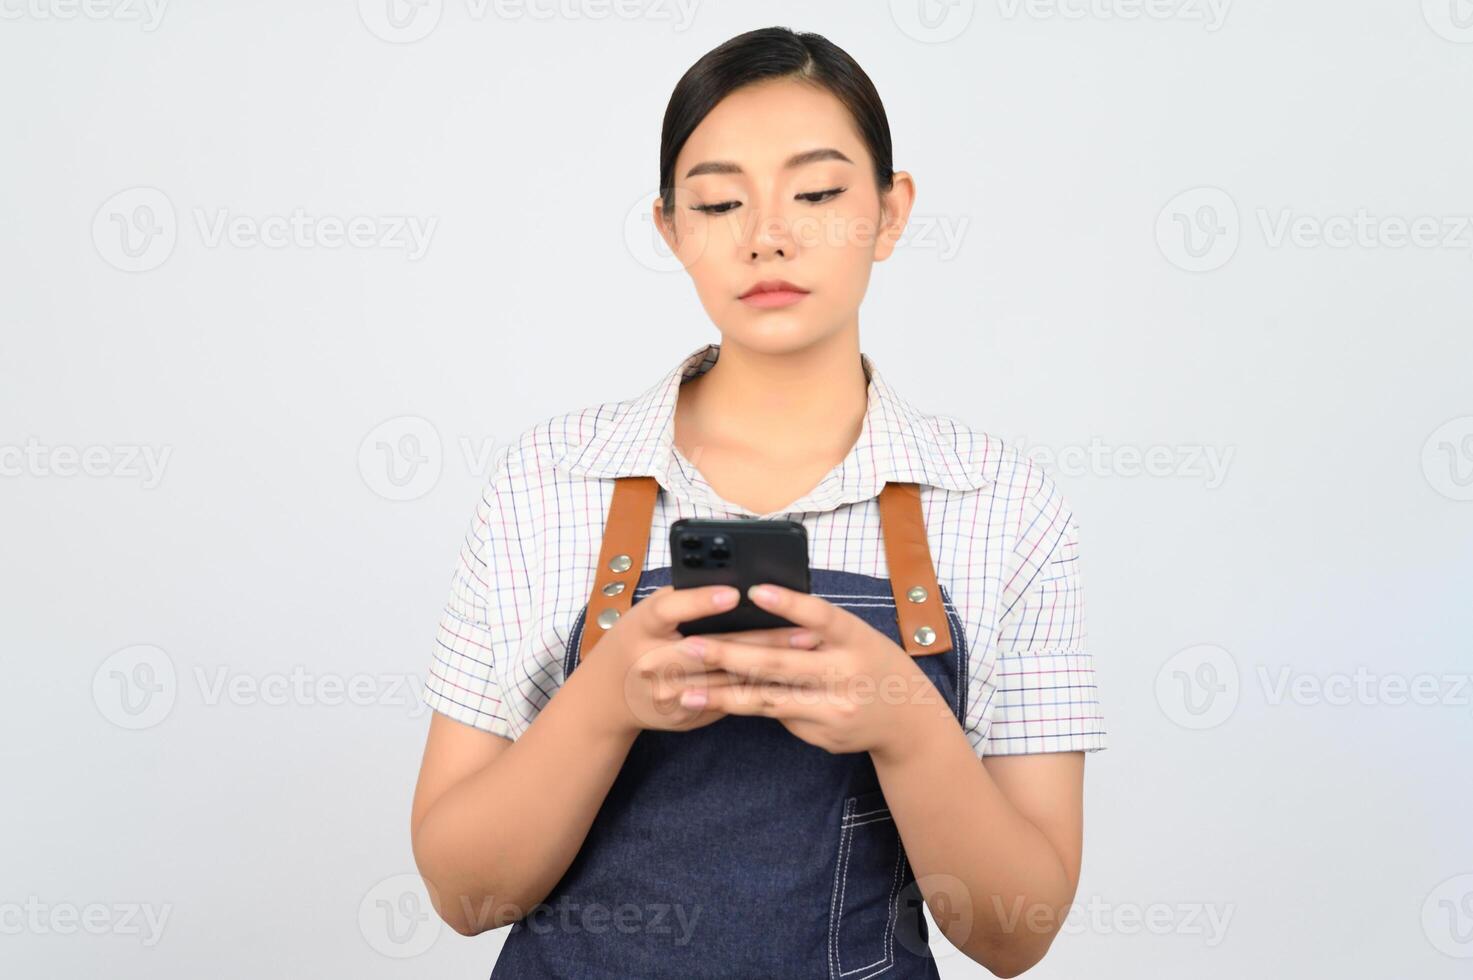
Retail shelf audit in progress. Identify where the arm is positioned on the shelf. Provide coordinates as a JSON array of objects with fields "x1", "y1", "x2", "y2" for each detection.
[
  {"x1": 410, "y1": 656, "x2": 640, "y2": 936},
  {"x1": 871, "y1": 701, "x2": 1085, "y2": 977},
  {"x1": 410, "y1": 584, "x2": 790, "y2": 936},
  {"x1": 876, "y1": 486, "x2": 1102, "y2": 975},
  {"x1": 408, "y1": 448, "x2": 643, "y2": 936}
]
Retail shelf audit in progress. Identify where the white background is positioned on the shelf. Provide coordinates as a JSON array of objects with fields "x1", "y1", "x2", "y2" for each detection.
[{"x1": 3, "y1": 1, "x2": 1471, "y2": 977}]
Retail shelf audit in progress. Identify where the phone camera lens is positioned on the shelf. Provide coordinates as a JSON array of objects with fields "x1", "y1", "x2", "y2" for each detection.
[
  {"x1": 679, "y1": 534, "x2": 702, "y2": 550},
  {"x1": 681, "y1": 554, "x2": 702, "y2": 568}
]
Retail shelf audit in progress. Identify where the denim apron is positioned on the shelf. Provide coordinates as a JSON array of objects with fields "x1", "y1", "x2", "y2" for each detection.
[{"x1": 490, "y1": 478, "x2": 969, "y2": 980}]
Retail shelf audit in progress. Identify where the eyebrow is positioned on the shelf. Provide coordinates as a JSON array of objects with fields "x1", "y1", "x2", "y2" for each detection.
[{"x1": 683, "y1": 147, "x2": 854, "y2": 179}]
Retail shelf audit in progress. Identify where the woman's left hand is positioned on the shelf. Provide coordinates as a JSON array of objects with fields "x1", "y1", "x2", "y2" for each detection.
[{"x1": 674, "y1": 583, "x2": 951, "y2": 760}]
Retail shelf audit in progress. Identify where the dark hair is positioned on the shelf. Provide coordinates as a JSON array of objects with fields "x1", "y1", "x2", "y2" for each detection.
[{"x1": 658, "y1": 27, "x2": 895, "y2": 224}]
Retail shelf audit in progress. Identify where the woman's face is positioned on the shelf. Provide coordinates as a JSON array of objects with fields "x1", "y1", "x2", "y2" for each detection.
[{"x1": 655, "y1": 78, "x2": 914, "y2": 356}]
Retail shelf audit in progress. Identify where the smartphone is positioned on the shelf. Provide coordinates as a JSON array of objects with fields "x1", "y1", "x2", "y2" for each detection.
[{"x1": 668, "y1": 518, "x2": 811, "y2": 635}]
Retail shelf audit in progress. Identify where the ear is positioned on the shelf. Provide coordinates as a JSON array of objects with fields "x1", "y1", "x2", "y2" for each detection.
[
  {"x1": 874, "y1": 170, "x2": 916, "y2": 263},
  {"x1": 653, "y1": 196, "x2": 678, "y2": 255}
]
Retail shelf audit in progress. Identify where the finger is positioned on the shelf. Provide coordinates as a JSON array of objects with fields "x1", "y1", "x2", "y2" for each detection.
[
  {"x1": 637, "y1": 584, "x2": 741, "y2": 635},
  {"x1": 681, "y1": 634, "x2": 827, "y2": 688},
  {"x1": 675, "y1": 668, "x2": 746, "y2": 691},
  {"x1": 745, "y1": 583, "x2": 849, "y2": 639},
  {"x1": 692, "y1": 680, "x2": 829, "y2": 720},
  {"x1": 700, "y1": 625, "x2": 822, "y2": 649},
  {"x1": 653, "y1": 667, "x2": 744, "y2": 704}
]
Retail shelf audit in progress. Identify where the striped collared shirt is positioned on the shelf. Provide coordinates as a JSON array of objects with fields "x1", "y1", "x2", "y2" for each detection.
[{"x1": 423, "y1": 343, "x2": 1107, "y2": 758}]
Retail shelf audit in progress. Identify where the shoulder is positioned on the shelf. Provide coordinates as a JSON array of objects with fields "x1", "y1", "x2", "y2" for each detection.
[
  {"x1": 485, "y1": 394, "x2": 627, "y2": 491},
  {"x1": 927, "y1": 412, "x2": 1073, "y2": 522},
  {"x1": 921, "y1": 412, "x2": 1081, "y2": 604},
  {"x1": 491, "y1": 383, "x2": 648, "y2": 489},
  {"x1": 468, "y1": 393, "x2": 642, "y2": 567}
]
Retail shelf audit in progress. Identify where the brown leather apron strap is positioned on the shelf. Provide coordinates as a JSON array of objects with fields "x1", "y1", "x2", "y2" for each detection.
[
  {"x1": 878, "y1": 481, "x2": 955, "y2": 656},
  {"x1": 576, "y1": 475, "x2": 660, "y2": 661},
  {"x1": 576, "y1": 476, "x2": 952, "y2": 660}
]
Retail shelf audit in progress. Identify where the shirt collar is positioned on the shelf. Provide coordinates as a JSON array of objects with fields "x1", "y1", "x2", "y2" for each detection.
[{"x1": 550, "y1": 342, "x2": 992, "y2": 516}]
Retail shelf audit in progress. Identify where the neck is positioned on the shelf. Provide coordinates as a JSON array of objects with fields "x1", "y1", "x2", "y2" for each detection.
[{"x1": 679, "y1": 330, "x2": 870, "y2": 456}]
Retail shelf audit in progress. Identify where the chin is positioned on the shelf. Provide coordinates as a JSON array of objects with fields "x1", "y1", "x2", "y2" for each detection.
[{"x1": 716, "y1": 319, "x2": 827, "y2": 355}]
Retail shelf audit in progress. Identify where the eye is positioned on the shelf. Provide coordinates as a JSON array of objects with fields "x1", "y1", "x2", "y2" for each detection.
[
  {"x1": 690, "y1": 200, "x2": 741, "y2": 215},
  {"x1": 797, "y1": 186, "x2": 846, "y2": 204}
]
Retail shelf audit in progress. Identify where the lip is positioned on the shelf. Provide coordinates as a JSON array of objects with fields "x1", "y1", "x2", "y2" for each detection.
[{"x1": 739, "y1": 279, "x2": 810, "y2": 309}]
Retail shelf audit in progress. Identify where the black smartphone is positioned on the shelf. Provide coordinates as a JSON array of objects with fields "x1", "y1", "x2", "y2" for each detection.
[{"x1": 668, "y1": 518, "x2": 811, "y2": 635}]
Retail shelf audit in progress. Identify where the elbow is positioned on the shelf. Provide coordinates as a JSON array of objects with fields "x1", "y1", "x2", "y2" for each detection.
[
  {"x1": 418, "y1": 871, "x2": 514, "y2": 937},
  {"x1": 431, "y1": 882, "x2": 483, "y2": 938},
  {"x1": 411, "y1": 831, "x2": 505, "y2": 937},
  {"x1": 986, "y1": 953, "x2": 1042, "y2": 979},
  {"x1": 968, "y1": 943, "x2": 1048, "y2": 979},
  {"x1": 416, "y1": 867, "x2": 479, "y2": 937},
  {"x1": 444, "y1": 908, "x2": 489, "y2": 938},
  {"x1": 412, "y1": 852, "x2": 522, "y2": 937},
  {"x1": 953, "y1": 926, "x2": 1058, "y2": 978},
  {"x1": 411, "y1": 837, "x2": 532, "y2": 937}
]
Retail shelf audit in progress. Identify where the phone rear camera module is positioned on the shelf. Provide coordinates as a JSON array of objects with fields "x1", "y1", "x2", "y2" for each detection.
[{"x1": 708, "y1": 535, "x2": 730, "y2": 560}]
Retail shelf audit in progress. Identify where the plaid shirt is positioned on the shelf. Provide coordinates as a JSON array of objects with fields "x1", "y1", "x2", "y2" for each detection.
[{"x1": 423, "y1": 342, "x2": 1107, "y2": 758}]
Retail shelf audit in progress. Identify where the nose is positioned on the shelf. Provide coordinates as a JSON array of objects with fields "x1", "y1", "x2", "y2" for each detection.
[{"x1": 740, "y1": 203, "x2": 794, "y2": 261}]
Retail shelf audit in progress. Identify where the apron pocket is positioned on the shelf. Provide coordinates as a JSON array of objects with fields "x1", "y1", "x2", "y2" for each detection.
[{"x1": 827, "y1": 789, "x2": 904, "y2": 980}]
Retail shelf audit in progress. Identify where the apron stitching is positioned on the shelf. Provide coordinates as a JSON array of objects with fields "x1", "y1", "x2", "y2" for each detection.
[
  {"x1": 565, "y1": 605, "x2": 586, "y2": 680},
  {"x1": 940, "y1": 584, "x2": 967, "y2": 723},
  {"x1": 834, "y1": 811, "x2": 855, "y2": 975},
  {"x1": 846, "y1": 811, "x2": 892, "y2": 825},
  {"x1": 827, "y1": 796, "x2": 855, "y2": 978},
  {"x1": 831, "y1": 796, "x2": 905, "y2": 979},
  {"x1": 839, "y1": 829, "x2": 904, "y2": 978},
  {"x1": 879, "y1": 838, "x2": 906, "y2": 978},
  {"x1": 848, "y1": 805, "x2": 891, "y2": 819}
]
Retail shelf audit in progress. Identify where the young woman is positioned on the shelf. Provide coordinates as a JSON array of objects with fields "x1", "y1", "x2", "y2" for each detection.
[{"x1": 411, "y1": 26, "x2": 1106, "y2": 979}]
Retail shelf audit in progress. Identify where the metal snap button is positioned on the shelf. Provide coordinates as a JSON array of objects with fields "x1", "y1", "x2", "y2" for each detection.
[
  {"x1": 609, "y1": 554, "x2": 632, "y2": 573},
  {"x1": 601, "y1": 581, "x2": 626, "y2": 597},
  {"x1": 596, "y1": 608, "x2": 621, "y2": 630},
  {"x1": 906, "y1": 585, "x2": 928, "y2": 604},
  {"x1": 913, "y1": 625, "x2": 936, "y2": 647}
]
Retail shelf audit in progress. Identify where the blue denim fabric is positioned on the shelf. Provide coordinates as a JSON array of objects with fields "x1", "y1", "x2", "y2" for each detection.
[{"x1": 490, "y1": 566, "x2": 969, "y2": 980}]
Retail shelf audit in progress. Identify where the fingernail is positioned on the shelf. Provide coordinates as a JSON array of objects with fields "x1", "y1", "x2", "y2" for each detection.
[
  {"x1": 788, "y1": 631, "x2": 815, "y2": 647},
  {"x1": 749, "y1": 584, "x2": 776, "y2": 603},
  {"x1": 682, "y1": 637, "x2": 707, "y2": 658},
  {"x1": 680, "y1": 689, "x2": 707, "y2": 709},
  {"x1": 713, "y1": 588, "x2": 739, "y2": 607}
]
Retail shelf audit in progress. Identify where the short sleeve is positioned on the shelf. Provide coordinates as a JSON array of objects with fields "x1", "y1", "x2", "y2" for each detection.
[
  {"x1": 969, "y1": 477, "x2": 1108, "y2": 757},
  {"x1": 421, "y1": 444, "x2": 533, "y2": 740}
]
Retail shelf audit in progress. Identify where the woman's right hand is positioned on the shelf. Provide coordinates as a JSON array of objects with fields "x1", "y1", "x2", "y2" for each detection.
[{"x1": 577, "y1": 584, "x2": 818, "y2": 737}]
